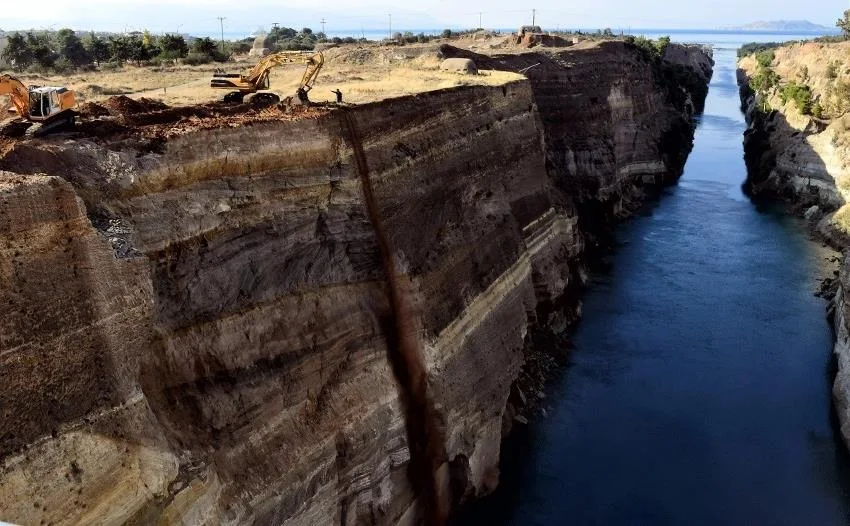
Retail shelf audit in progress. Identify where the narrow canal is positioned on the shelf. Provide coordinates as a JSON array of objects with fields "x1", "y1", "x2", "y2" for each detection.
[{"x1": 458, "y1": 36, "x2": 850, "y2": 525}]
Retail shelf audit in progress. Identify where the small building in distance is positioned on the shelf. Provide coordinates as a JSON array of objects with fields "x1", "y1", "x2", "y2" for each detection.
[{"x1": 514, "y1": 26, "x2": 574, "y2": 48}]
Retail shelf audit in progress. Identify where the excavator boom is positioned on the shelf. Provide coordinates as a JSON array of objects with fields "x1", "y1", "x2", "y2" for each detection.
[
  {"x1": 0, "y1": 74, "x2": 33, "y2": 118},
  {"x1": 210, "y1": 51, "x2": 324, "y2": 103}
]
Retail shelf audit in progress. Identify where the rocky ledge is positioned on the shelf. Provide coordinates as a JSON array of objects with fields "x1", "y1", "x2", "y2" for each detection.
[{"x1": 0, "y1": 40, "x2": 711, "y2": 525}]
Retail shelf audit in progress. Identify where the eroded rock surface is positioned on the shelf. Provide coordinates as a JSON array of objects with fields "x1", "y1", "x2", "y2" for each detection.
[
  {"x1": 0, "y1": 41, "x2": 710, "y2": 525},
  {"x1": 738, "y1": 44, "x2": 850, "y2": 451}
]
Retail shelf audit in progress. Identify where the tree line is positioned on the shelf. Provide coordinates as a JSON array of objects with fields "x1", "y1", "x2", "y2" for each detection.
[
  {"x1": 0, "y1": 29, "x2": 239, "y2": 71},
  {"x1": 1, "y1": 25, "x2": 466, "y2": 73}
]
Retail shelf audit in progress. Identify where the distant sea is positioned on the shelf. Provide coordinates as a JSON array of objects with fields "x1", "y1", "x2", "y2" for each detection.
[{"x1": 194, "y1": 27, "x2": 840, "y2": 46}]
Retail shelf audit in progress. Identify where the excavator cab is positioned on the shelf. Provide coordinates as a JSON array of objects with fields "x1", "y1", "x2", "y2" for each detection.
[{"x1": 26, "y1": 87, "x2": 73, "y2": 122}]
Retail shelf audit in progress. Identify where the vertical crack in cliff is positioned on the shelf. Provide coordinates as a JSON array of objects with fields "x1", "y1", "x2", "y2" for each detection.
[{"x1": 339, "y1": 110, "x2": 449, "y2": 524}]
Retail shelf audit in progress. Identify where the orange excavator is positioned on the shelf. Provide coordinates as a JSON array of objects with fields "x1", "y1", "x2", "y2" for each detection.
[
  {"x1": 210, "y1": 50, "x2": 324, "y2": 104},
  {"x1": 0, "y1": 74, "x2": 77, "y2": 137}
]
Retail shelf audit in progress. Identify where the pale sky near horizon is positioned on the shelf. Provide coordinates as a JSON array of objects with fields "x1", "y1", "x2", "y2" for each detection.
[{"x1": 2, "y1": 0, "x2": 846, "y2": 35}]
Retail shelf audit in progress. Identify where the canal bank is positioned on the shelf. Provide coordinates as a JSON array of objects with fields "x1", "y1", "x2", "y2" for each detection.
[{"x1": 458, "y1": 38, "x2": 850, "y2": 525}]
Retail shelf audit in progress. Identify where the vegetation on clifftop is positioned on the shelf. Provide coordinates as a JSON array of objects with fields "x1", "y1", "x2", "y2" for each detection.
[{"x1": 778, "y1": 81, "x2": 814, "y2": 115}]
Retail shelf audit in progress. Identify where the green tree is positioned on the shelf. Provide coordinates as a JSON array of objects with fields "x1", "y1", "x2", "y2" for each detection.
[
  {"x1": 128, "y1": 36, "x2": 154, "y2": 64},
  {"x1": 441, "y1": 29, "x2": 453, "y2": 38},
  {"x1": 1, "y1": 32, "x2": 33, "y2": 70},
  {"x1": 192, "y1": 37, "x2": 219, "y2": 56},
  {"x1": 84, "y1": 33, "x2": 110, "y2": 64},
  {"x1": 26, "y1": 32, "x2": 58, "y2": 69},
  {"x1": 108, "y1": 35, "x2": 132, "y2": 63},
  {"x1": 158, "y1": 34, "x2": 188, "y2": 59},
  {"x1": 55, "y1": 28, "x2": 91, "y2": 67},
  {"x1": 837, "y1": 9, "x2": 850, "y2": 36}
]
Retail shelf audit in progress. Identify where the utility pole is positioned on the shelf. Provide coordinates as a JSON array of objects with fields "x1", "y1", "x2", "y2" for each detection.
[
  {"x1": 389, "y1": 13, "x2": 392, "y2": 39},
  {"x1": 478, "y1": 12, "x2": 483, "y2": 30},
  {"x1": 320, "y1": 18, "x2": 326, "y2": 35},
  {"x1": 532, "y1": 9, "x2": 536, "y2": 27},
  {"x1": 217, "y1": 16, "x2": 226, "y2": 52}
]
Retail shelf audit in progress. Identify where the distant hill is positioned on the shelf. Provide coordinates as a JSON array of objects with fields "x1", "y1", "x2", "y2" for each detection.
[{"x1": 732, "y1": 20, "x2": 835, "y2": 32}]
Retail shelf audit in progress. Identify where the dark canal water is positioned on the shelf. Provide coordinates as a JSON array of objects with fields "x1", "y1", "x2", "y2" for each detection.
[{"x1": 457, "y1": 36, "x2": 850, "y2": 525}]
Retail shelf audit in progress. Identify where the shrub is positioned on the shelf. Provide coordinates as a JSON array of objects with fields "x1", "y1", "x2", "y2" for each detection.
[
  {"x1": 631, "y1": 36, "x2": 668, "y2": 62},
  {"x1": 755, "y1": 50, "x2": 774, "y2": 69},
  {"x1": 749, "y1": 67, "x2": 779, "y2": 93},
  {"x1": 229, "y1": 41, "x2": 252, "y2": 55},
  {"x1": 779, "y1": 81, "x2": 814, "y2": 115},
  {"x1": 183, "y1": 52, "x2": 212, "y2": 65},
  {"x1": 827, "y1": 61, "x2": 839, "y2": 80},
  {"x1": 655, "y1": 35, "x2": 671, "y2": 56}
]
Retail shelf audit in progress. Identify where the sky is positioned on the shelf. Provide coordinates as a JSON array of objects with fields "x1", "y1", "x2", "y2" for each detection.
[{"x1": 1, "y1": 0, "x2": 846, "y2": 36}]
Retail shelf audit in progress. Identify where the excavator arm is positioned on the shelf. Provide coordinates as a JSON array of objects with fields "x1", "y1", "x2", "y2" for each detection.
[
  {"x1": 297, "y1": 51, "x2": 324, "y2": 93},
  {"x1": 0, "y1": 74, "x2": 32, "y2": 119},
  {"x1": 244, "y1": 51, "x2": 324, "y2": 88},
  {"x1": 211, "y1": 51, "x2": 324, "y2": 100}
]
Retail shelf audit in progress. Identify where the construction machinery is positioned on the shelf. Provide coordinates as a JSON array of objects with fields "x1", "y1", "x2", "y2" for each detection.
[
  {"x1": 211, "y1": 51, "x2": 324, "y2": 104},
  {"x1": 0, "y1": 74, "x2": 77, "y2": 136}
]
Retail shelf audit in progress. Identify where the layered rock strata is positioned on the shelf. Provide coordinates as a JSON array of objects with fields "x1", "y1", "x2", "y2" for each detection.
[{"x1": 0, "y1": 41, "x2": 710, "y2": 525}]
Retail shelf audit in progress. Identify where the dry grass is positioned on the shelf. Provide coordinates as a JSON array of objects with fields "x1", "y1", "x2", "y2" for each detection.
[
  {"x1": 832, "y1": 204, "x2": 850, "y2": 235},
  {"x1": 2, "y1": 43, "x2": 524, "y2": 111}
]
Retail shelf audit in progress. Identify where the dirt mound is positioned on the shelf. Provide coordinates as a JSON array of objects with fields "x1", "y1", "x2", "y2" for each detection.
[
  {"x1": 137, "y1": 98, "x2": 170, "y2": 112},
  {"x1": 102, "y1": 96, "x2": 146, "y2": 115},
  {"x1": 102, "y1": 96, "x2": 170, "y2": 116},
  {"x1": 78, "y1": 102, "x2": 111, "y2": 118}
]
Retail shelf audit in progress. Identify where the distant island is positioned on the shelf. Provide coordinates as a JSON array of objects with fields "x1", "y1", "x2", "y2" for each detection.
[{"x1": 729, "y1": 20, "x2": 835, "y2": 32}]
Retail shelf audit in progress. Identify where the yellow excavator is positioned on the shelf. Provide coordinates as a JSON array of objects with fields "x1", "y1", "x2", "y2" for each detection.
[
  {"x1": 210, "y1": 50, "x2": 324, "y2": 104},
  {"x1": 0, "y1": 74, "x2": 77, "y2": 137}
]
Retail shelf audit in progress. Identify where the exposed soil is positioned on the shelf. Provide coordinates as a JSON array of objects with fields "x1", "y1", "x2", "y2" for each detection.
[
  {"x1": 4, "y1": 98, "x2": 334, "y2": 147},
  {"x1": 101, "y1": 95, "x2": 165, "y2": 116},
  {"x1": 78, "y1": 102, "x2": 111, "y2": 118}
]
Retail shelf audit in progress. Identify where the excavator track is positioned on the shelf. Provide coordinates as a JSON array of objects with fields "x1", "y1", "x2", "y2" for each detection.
[
  {"x1": 246, "y1": 92, "x2": 280, "y2": 106},
  {"x1": 0, "y1": 119, "x2": 33, "y2": 138},
  {"x1": 32, "y1": 111, "x2": 76, "y2": 136}
]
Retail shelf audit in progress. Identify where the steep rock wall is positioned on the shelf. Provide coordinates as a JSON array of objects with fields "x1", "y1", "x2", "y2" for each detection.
[
  {"x1": 0, "y1": 42, "x2": 710, "y2": 525},
  {"x1": 442, "y1": 41, "x2": 714, "y2": 251},
  {"x1": 738, "y1": 48, "x2": 850, "y2": 451}
]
